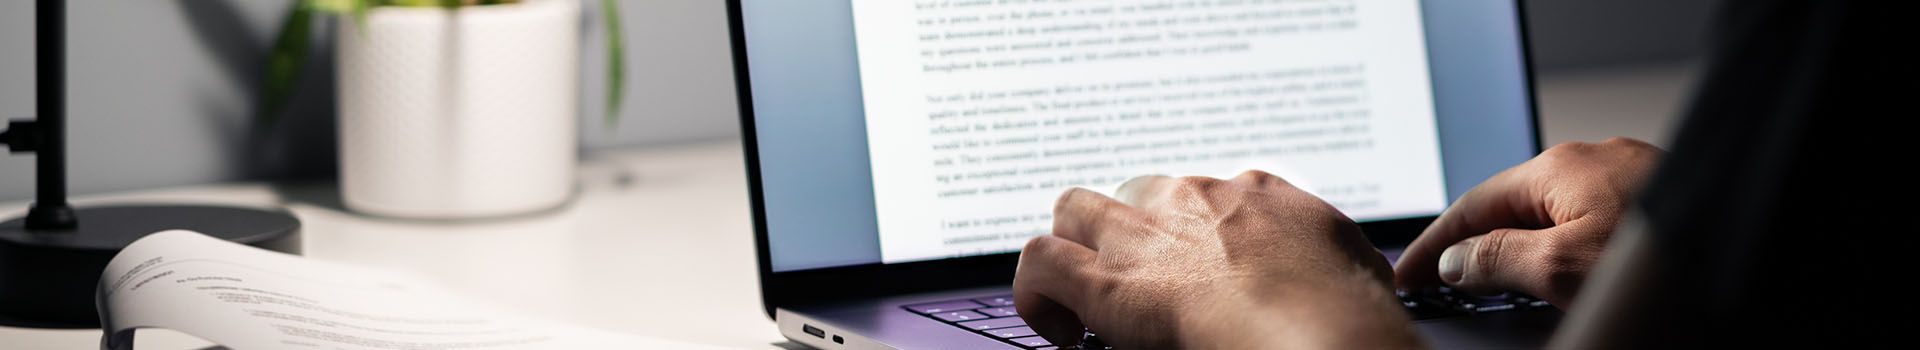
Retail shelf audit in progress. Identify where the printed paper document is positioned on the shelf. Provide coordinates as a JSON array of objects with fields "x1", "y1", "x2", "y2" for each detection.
[{"x1": 97, "y1": 230, "x2": 715, "y2": 350}]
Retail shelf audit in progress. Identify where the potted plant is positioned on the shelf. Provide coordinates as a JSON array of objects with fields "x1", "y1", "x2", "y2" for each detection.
[{"x1": 260, "y1": 0, "x2": 626, "y2": 219}]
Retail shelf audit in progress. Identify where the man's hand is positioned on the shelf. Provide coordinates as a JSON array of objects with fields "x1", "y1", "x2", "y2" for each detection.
[
  {"x1": 1013, "y1": 171, "x2": 1421, "y2": 349},
  {"x1": 1395, "y1": 137, "x2": 1663, "y2": 306}
]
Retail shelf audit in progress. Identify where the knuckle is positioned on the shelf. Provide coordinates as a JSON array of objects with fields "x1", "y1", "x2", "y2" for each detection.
[
  {"x1": 1553, "y1": 140, "x2": 1595, "y2": 150},
  {"x1": 1021, "y1": 236, "x2": 1057, "y2": 257},
  {"x1": 1016, "y1": 239, "x2": 1057, "y2": 274},
  {"x1": 1235, "y1": 169, "x2": 1292, "y2": 187},
  {"x1": 1052, "y1": 191, "x2": 1073, "y2": 214},
  {"x1": 1599, "y1": 136, "x2": 1655, "y2": 150},
  {"x1": 1057, "y1": 187, "x2": 1087, "y2": 203},
  {"x1": 1472, "y1": 231, "x2": 1514, "y2": 278},
  {"x1": 1600, "y1": 137, "x2": 1662, "y2": 156},
  {"x1": 1173, "y1": 176, "x2": 1228, "y2": 198},
  {"x1": 1174, "y1": 176, "x2": 1215, "y2": 188},
  {"x1": 1053, "y1": 188, "x2": 1090, "y2": 215},
  {"x1": 1236, "y1": 169, "x2": 1275, "y2": 182},
  {"x1": 1541, "y1": 141, "x2": 1594, "y2": 159},
  {"x1": 1019, "y1": 237, "x2": 1093, "y2": 281}
]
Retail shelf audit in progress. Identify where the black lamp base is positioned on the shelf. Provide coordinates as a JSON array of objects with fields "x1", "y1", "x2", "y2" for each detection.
[{"x1": 0, "y1": 204, "x2": 300, "y2": 328}]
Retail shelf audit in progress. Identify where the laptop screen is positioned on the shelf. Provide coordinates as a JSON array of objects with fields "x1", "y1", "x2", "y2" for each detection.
[{"x1": 739, "y1": 0, "x2": 1538, "y2": 272}]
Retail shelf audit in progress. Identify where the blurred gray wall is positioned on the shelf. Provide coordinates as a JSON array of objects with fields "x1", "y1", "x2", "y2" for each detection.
[{"x1": 0, "y1": 0, "x2": 1718, "y2": 200}]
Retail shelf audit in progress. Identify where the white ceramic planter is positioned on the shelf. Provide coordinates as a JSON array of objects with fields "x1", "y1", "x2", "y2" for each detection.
[{"x1": 338, "y1": 0, "x2": 579, "y2": 219}]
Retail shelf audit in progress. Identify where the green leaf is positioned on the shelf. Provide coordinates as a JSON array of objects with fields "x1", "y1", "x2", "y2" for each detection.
[
  {"x1": 258, "y1": 0, "x2": 316, "y2": 133},
  {"x1": 602, "y1": 0, "x2": 626, "y2": 130},
  {"x1": 350, "y1": 0, "x2": 371, "y2": 34},
  {"x1": 308, "y1": 0, "x2": 355, "y2": 12}
]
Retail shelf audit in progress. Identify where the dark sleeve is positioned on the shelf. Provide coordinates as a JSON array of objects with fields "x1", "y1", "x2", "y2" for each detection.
[{"x1": 1626, "y1": 0, "x2": 1915, "y2": 347}]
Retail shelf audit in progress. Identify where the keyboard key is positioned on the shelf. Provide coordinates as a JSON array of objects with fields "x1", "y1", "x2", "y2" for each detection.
[
  {"x1": 900, "y1": 295, "x2": 1082, "y2": 348},
  {"x1": 957, "y1": 317, "x2": 1026, "y2": 330},
  {"x1": 1009, "y1": 336, "x2": 1051, "y2": 348},
  {"x1": 977, "y1": 307, "x2": 1019, "y2": 317},
  {"x1": 905, "y1": 300, "x2": 985, "y2": 314},
  {"x1": 987, "y1": 326, "x2": 1038, "y2": 339},
  {"x1": 1449, "y1": 292, "x2": 1517, "y2": 313},
  {"x1": 973, "y1": 295, "x2": 1016, "y2": 307},
  {"x1": 1471, "y1": 303, "x2": 1518, "y2": 312},
  {"x1": 1509, "y1": 294, "x2": 1555, "y2": 308},
  {"x1": 1459, "y1": 298, "x2": 1510, "y2": 309},
  {"x1": 1470, "y1": 292, "x2": 1512, "y2": 301},
  {"x1": 1395, "y1": 288, "x2": 1545, "y2": 315},
  {"x1": 1399, "y1": 290, "x2": 1466, "y2": 320},
  {"x1": 931, "y1": 310, "x2": 990, "y2": 322}
]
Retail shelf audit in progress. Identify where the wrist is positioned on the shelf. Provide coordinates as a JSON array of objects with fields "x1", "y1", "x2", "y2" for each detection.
[{"x1": 1179, "y1": 269, "x2": 1422, "y2": 349}]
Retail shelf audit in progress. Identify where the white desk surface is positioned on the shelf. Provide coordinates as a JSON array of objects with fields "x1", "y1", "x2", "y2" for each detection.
[
  {"x1": 0, "y1": 62, "x2": 1696, "y2": 349},
  {"x1": 0, "y1": 141, "x2": 789, "y2": 349}
]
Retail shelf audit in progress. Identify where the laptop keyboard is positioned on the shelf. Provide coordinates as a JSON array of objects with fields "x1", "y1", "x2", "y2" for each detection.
[
  {"x1": 902, "y1": 288, "x2": 1552, "y2": 349},
  {"x1": 901, "y1": 295, "x2": 1065, "y2": 349},
  {"x1": 1399, "y1": 287, "x2": 1554, "y2": 320}
]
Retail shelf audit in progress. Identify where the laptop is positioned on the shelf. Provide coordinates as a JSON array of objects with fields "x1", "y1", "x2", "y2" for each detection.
[{"x1": 726, "y1": 0, "x2": 1553, "y2": 348}]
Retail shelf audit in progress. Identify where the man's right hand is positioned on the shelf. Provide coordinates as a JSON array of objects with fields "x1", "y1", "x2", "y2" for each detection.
[
  {"x1": 1395, "y1": 137, "x2": 1663, "y2": 306},
  {"x1": 1015, "y1": 171, "x2": 1418, "y2": 349}
]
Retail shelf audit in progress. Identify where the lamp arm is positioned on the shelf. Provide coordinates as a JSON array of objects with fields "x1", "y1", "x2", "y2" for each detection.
[
  {"x1": 3, "y1": 120, "x2": 41, "y2": 153},
  {"x1": 24, "y1": 0, "x2": 76, "y2": 230}
]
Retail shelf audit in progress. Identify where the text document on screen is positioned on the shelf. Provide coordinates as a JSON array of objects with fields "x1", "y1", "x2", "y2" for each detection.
[{"x1": 852, "y1": 0, "x2": 1447, "y2": 263}]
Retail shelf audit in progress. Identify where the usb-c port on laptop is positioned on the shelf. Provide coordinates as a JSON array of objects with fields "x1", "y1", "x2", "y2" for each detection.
[{"x1": 802, "y1": 324, "x2": 825, "y2": 338}]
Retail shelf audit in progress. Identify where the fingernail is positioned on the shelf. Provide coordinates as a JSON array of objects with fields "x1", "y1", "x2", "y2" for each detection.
[{"x1": 1439, "y1": 238, "x2": 1474, "y2": 284}]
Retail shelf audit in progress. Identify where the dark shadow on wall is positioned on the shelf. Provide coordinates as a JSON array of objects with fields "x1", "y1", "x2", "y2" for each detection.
[{"x1": 175, "y1": 0, "x2": 338, "y2": 183}]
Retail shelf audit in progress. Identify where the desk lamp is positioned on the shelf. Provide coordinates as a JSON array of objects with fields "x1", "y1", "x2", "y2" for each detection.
[{"x1": 0, "y1": 0, "x2": 301, "y2": 328}]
